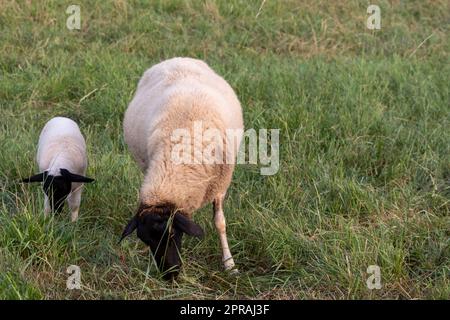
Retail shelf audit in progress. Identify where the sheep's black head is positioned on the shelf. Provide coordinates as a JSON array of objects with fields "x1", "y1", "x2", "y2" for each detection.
[
  {"x1": 119, "y1": 203, "x2": 204, "y2": 280},
  {"x1": 21, "y1": 168, "x2": 94, "y2": 212}
]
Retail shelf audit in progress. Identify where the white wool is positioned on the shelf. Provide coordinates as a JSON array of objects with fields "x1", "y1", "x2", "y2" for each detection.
[
  {"x1": 124, "y1": 57, "x2": 244, "y2": 214},
  {"x1": 37, "y1": 117, "x2": 88, "y2": 176}
]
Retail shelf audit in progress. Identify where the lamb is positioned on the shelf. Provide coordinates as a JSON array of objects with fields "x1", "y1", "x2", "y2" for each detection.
[
  {"x1": 120, "y1": 57, "x2": 244, "y2": 279},
  {"x1": 21, "y1": 117, "x2": 94, "y2": 222}
]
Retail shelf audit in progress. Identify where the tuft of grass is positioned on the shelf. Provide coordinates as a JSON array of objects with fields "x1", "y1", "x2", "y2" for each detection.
[{"x1": 0, "y1": 1, "x2": 449, "y2": 299}]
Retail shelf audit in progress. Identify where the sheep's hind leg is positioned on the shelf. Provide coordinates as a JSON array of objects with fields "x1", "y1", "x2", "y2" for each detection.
[
  {"x1": 213, "y1": 194, "x2": 238, "y2": 273},
  {"x1": 67, "y1": 184, "x2": 82, "y2": 222}
]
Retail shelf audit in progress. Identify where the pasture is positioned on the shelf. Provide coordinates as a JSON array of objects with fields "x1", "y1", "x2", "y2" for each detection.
[{"x1": 0, "y1": 0, "x2": 449, "y2": 299}]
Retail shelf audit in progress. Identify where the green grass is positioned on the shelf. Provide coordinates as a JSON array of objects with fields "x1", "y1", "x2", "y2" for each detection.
[{"x1": 1, "y1": 0, "x2": 449, "y2": 299}]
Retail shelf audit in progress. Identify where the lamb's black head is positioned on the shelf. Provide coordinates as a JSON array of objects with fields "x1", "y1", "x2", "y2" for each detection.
[
  {"x1": 119, "y1": 203, "x2": 204, "y2": 280},
  {"x1": 21, "y1": 168, "x2": 94, "y2": 212},
  {"x1": 43, "y1": 173, "x2": 71, "y2": 212}
]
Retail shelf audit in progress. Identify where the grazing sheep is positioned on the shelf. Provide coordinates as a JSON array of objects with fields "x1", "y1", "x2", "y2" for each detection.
[
  {"x1": 120, "y1": 57, "x2": 243, "y2": 279},
  {"x1": 21, "y1": 117, "x2": 94, "y2": 221}
]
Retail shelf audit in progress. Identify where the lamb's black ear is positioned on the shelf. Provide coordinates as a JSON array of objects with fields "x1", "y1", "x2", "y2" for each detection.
[
  {"x1": 21, "y1": 171, "x2": 47, "y2": 183},
  {"x1": 60, "y1": 168, "x2": 95, "y2": 183},
  {"x1": 174, "y1": 213, "x2": 204, "y2": 239},
  {"x1": 119, "y1": 216, "x2": 138, "y2": 243}
]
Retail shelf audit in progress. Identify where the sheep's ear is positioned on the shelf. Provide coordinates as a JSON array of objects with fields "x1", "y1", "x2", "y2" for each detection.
[
  {"x1": 60, "y1": 169, "x2": 95, "y2": 183},
  {"x1": 21, "y1": 171, "x2": 48, "y2": 183},
  {"x1": 119, "y1": 216, "x2": 138, "y2": 243},
  {"x1": 173, "y1": 213, "x2": 204, "y2": 239}
]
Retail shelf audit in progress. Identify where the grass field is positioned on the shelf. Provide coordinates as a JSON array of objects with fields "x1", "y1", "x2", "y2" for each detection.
[{"x1": 0, "y1": 0, "x2": 449, "y2": 299}]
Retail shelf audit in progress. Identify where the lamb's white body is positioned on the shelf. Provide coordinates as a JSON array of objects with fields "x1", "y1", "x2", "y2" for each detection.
[
  {"x1": 37, "y1": 117, "x2": 88, "y2": 221},
  {"x1": 124, "y1": 57, "x2": 243, "y2": 270}
]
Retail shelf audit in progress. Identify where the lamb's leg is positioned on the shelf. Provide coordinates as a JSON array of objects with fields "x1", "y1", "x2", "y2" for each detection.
[
  {"x1": 213, "y1": 194, "x2": 237, "y2": 272},
  {"x1": 67, "y1": 184, "x2": 82, "y2": 222},
  {"x1": 44, "y1": 195, "x2": 51, "y2": 216}
]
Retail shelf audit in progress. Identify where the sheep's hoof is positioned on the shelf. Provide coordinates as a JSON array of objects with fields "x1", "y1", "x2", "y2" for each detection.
[
  {"x1": 224, "y1": 258, "x2": 239, "y2": 275},
  {"x1": 71, "y1": 210, "x2": 79, "y2": 222},
  {"x1": 228, "y1": 268, "x2": 239, "y2": 275}
]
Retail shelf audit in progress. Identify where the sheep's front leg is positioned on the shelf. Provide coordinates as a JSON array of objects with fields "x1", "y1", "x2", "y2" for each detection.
[
  {"x1": 67, "y1": 184, "x2": 82, "y2": 222},
  {"x1": 44, "y1": 195, "x2": 51, "y2": 216},
  {"x1": 213, "y1": 194, "x2": 237, "y2": 272}
]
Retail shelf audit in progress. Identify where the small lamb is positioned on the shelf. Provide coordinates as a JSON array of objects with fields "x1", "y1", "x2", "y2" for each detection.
[
  {"x1": 120, "y1": 57, "x2": 244, "y2": 279},
  {"x1": 21, "y1": 117, "x2": 94, "y2": 221}
]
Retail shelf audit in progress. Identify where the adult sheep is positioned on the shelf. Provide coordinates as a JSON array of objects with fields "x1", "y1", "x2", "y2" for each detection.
[
  {"x1": 21, "y1": 117, "x2": 95, "y2": 221},
  {"x1": 120, "y1": 57, "x2": 243, "y2": 279}
]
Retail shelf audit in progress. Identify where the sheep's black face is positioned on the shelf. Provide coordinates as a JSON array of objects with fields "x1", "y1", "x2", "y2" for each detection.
[
  {"x1": 43, "y1": 175, "x2": 72, "y2": 212},
  {"x1": 21, "y1": 168, "x2": 94, "y2": 213},
  {"x1": 137, "y1": 214, "x2": 183, "y2": 279},
  {"x1": 120, "y1": 204, "x2": 205, "y2": 280}
]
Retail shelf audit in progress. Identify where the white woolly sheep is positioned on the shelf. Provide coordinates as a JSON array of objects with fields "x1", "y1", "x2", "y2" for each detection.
[
  {"x1": 21, "y1": 117, "x2": 94, "y2": 221},
  {"x1": 120, "y1": 57, "x2": 244, "y2": 279}
]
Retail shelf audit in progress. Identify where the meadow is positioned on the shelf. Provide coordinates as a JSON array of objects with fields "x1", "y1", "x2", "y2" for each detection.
[{"x1": 0, "y1": 0, "x2": 449, "y2": 299}]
